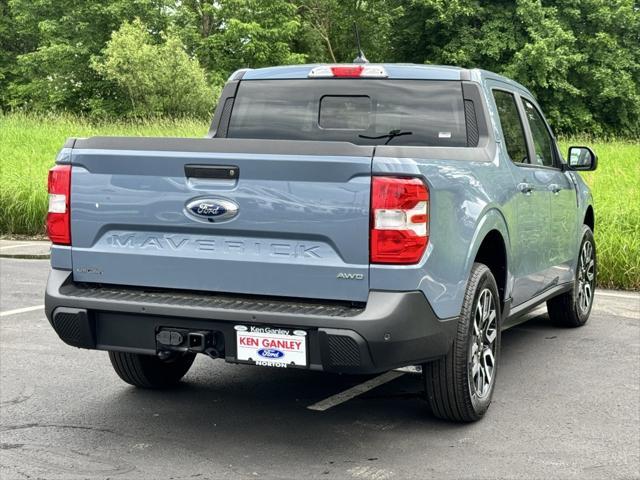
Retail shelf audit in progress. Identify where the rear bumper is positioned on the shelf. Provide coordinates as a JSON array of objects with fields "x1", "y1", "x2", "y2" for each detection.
[{"x1": 45, "y1": 269, "x2": 457, "y2": 374}]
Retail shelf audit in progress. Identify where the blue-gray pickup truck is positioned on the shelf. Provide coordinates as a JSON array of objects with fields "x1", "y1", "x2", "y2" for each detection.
[{"x1": 45, "y1": 63, "x2": 598, "y2": 422}]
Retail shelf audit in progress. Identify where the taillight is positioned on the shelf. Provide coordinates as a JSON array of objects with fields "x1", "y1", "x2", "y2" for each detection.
[
  {"x1": 47, "y1": 165, "x2": 71, "y2": 245},
  {"x1": 370, "y1": 177, "x2": 429, "y2": 264}
]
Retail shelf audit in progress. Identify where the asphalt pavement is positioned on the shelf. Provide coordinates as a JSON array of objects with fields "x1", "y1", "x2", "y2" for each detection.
[{"x1": 1, "y1": 257, "x2": 639, "y2": 480}]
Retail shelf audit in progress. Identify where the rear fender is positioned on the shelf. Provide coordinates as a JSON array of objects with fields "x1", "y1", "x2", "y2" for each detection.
[{"x1": 463, "y1": 208, "x2": 513, "y2": 308}]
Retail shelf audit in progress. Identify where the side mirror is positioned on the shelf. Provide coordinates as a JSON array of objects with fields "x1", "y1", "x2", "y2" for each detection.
[{"x1": 567, "y1": 146, "x2": 597, "y2": 171}]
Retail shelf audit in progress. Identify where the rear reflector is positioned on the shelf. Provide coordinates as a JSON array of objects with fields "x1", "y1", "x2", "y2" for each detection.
[
  {"x1": 308, "y1": 65, "x2": 388, "y2": 78},
  {"x1": 370, "y1": 177, "x2": 429, "y2": 264},
  {"x1": 47, "y1": 165, "x2": 71, "y2": 245}
]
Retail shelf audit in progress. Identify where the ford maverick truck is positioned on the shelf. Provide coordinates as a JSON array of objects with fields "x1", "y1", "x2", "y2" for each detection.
[{"x1": 45, "y1": 64, "x2": 597, "y2": 422}]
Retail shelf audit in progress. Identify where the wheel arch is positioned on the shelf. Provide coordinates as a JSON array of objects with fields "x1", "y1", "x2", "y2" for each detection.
[
  {"x1": 464, "y1": 209, "x2": 512, "y2": 314},
  {"x1": 584, "y1": 204, "x2": 594, "y2": 231}
]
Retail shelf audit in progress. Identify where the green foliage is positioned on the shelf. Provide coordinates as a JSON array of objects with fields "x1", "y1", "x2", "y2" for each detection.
[
  {"x1": 91, "y1": 19, "x2": 216, "y2": 118},
  {"x1": 558, "y1": 138, "x2": 640, "y2": 291},
  {"x1": 3, "y1": 0, "x2": 172, "y2": 114},
  {"x1": 0, "y1": 0, "x2": 19, "y2": 107},
  {"x1": 297, "y1": 0, "x2": 403, "y2": 63},
  {"x1": 205, "y1": 0, "x2": 303, "y2": 72},
  {"x1": 0, "y1": 113, "x2": 207, "y2": 235},
  {"x1": 0, "y1": 0, "x2": 638, "y2": 134},
  {"x1": 388, "y1": 0, "x2": 640, "y2": 137}
]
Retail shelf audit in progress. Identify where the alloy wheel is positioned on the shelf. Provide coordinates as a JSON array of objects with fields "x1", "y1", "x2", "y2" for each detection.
[
  {"x1": 577, "y1": 240, "x2": 595, "y2": 313},
  {"x1": 468, "y1": 288, "x2": 498, "y2": 399}
]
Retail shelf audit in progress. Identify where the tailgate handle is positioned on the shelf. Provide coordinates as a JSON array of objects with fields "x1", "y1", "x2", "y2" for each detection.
[{"x1": 185, "y1": 164, "x2": 238, "y2": 180}]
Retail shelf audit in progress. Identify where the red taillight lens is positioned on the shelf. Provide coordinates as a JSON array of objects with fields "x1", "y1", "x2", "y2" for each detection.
[
  {"x1": 370, "y1": 177, "x2": 429, "y2": 264},
  {"x1": 47, "y1": 165, "x2": 71, "y2": 245}
]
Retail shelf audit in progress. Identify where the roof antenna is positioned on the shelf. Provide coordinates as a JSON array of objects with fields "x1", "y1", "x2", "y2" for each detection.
[{"x1": 352, "y1": 23, "x2": 369, "y2": 64}]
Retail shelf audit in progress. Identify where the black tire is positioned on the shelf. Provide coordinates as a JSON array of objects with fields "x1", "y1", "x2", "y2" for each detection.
[
  {"x1": 423, "y1": 263, "x2": 501, "y2": 422},
  {"x1": 108, "y1": 351, "x2": 196, "y2": 389},
  {"x1": 547, "y1": 225, "x2": 596, "y2": 328}
]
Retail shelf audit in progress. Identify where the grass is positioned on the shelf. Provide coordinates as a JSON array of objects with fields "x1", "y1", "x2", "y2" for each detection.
[
  {"x1": 1, "y1": 113, "x2": 638, "y2": 290},
  {"x1": 558, "y1": 139, "x2": 640, "y2": 291},
  {"x1": 0, "y1": 112, "x2": 208, "y2": 236}
]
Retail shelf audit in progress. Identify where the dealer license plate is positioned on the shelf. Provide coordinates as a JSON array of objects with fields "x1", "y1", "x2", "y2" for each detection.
[{"x1": 234, "y1": 325, "x2": 307, "y2": 368}]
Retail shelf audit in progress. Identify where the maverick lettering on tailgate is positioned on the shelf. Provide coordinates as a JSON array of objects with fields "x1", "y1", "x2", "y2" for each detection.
[{"x1": 107, "y1": 233, "x2": 322, "y2": 258}]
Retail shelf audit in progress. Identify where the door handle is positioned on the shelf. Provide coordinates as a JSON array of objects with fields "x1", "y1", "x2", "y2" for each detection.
[
  {"x1": 517, "y1": 182, "x2": 533, "y2": 194},
  {"x1": 548, "y1": 184, "x2": 561, "y2": 194},
  {"x1": 185, "y1": 164, "x2": 239, "y2": 180}
]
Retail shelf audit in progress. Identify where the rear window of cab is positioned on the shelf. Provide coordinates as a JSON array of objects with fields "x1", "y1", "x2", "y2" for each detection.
[{"x1": 227, "y1": 79, "x2": 467, "y2": 147}]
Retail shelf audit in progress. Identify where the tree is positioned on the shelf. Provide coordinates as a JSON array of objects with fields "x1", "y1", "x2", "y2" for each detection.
[
  {"x1": 553, "y1": 0, "x2": 640, "y2": 137},
  {"x1": 175, "y1": 0, "x2": 306, "y2": 84},
  {"x1": 0, "y1": 0, "x2": 637, "y2": 135},
  {"x1": 388, "y1": 0, "x2": 639, "y2": 137},
  {"x1": 91, "y1": 19, "x2": 216, "y2": 118},
  {"x1": 298, "y1": 0, "x2": 403, "y2": 63},
  {"x1": 4, "y1": 0, "x2": 172, "y2": 113},
  {"x1": 0, "y1": 0, "x2": 28, "y2": 108}
]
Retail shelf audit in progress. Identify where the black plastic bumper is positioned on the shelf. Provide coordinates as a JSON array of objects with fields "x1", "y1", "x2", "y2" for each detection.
[{"x1": 45, "y1": 269, "x2": 457, "y2": 374}]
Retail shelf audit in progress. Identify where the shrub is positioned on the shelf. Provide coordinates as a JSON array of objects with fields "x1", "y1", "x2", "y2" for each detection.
[{"x1": 91, "y1": 19, "x2": 217, "y2": 118}]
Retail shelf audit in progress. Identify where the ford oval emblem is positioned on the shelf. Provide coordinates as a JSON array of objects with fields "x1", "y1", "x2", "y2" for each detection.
[
  {"x1": 257, "y1": 348, "x2": 285, "y2": 359},
  {"x1": 185, "y1": 197, "x2": 239, "y2": 223}
]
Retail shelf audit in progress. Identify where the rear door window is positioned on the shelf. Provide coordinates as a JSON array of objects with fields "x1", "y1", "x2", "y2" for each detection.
[
  {"x1": 522, "y1": 99, "x2": 556, "y2": 168},
  {"x1": 227, "y1": 79, "x2": 468, "y2": 147},
  {"x1": 492, "y1": 90, "x2": 529, "y2": 164}
]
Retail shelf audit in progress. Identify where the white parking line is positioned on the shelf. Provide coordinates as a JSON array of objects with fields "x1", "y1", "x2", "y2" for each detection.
[
  {"x1": 0, "y1": 244, "x2": 31, "y2": 251},
  {"x1": 307, "y1": 370, "x2": 405, "y2": 412},
  {"x1": 597, "y1": 291, "x2": 639, "y2": 300},
  {"x1": 0, "y1": 305, "x2": 44, "y2": 317}
]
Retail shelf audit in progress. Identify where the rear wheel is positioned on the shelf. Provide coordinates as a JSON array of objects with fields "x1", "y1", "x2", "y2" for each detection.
[
  {"x1": 547, "y1": 226, "x2": 596, "y2": 328},
  {"x1": 109, "y1": 351, "x2": 196, "y2": 389},
  {"x1": 423, "y1": 263, "x2": 501, "y2": 422}
]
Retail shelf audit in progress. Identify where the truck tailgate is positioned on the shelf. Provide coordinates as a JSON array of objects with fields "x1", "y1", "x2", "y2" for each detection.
[{"x1": 68, "y1": 138, "x2": 373, "y2": 303}]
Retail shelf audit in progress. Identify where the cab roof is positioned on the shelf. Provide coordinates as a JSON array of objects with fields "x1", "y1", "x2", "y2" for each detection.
[
  {"x1": 238, "y1": 63, "x2": 468, "y2": 81},
  {"x1": 233, "y1": 63, "x2": 534, "y2": 97}
]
